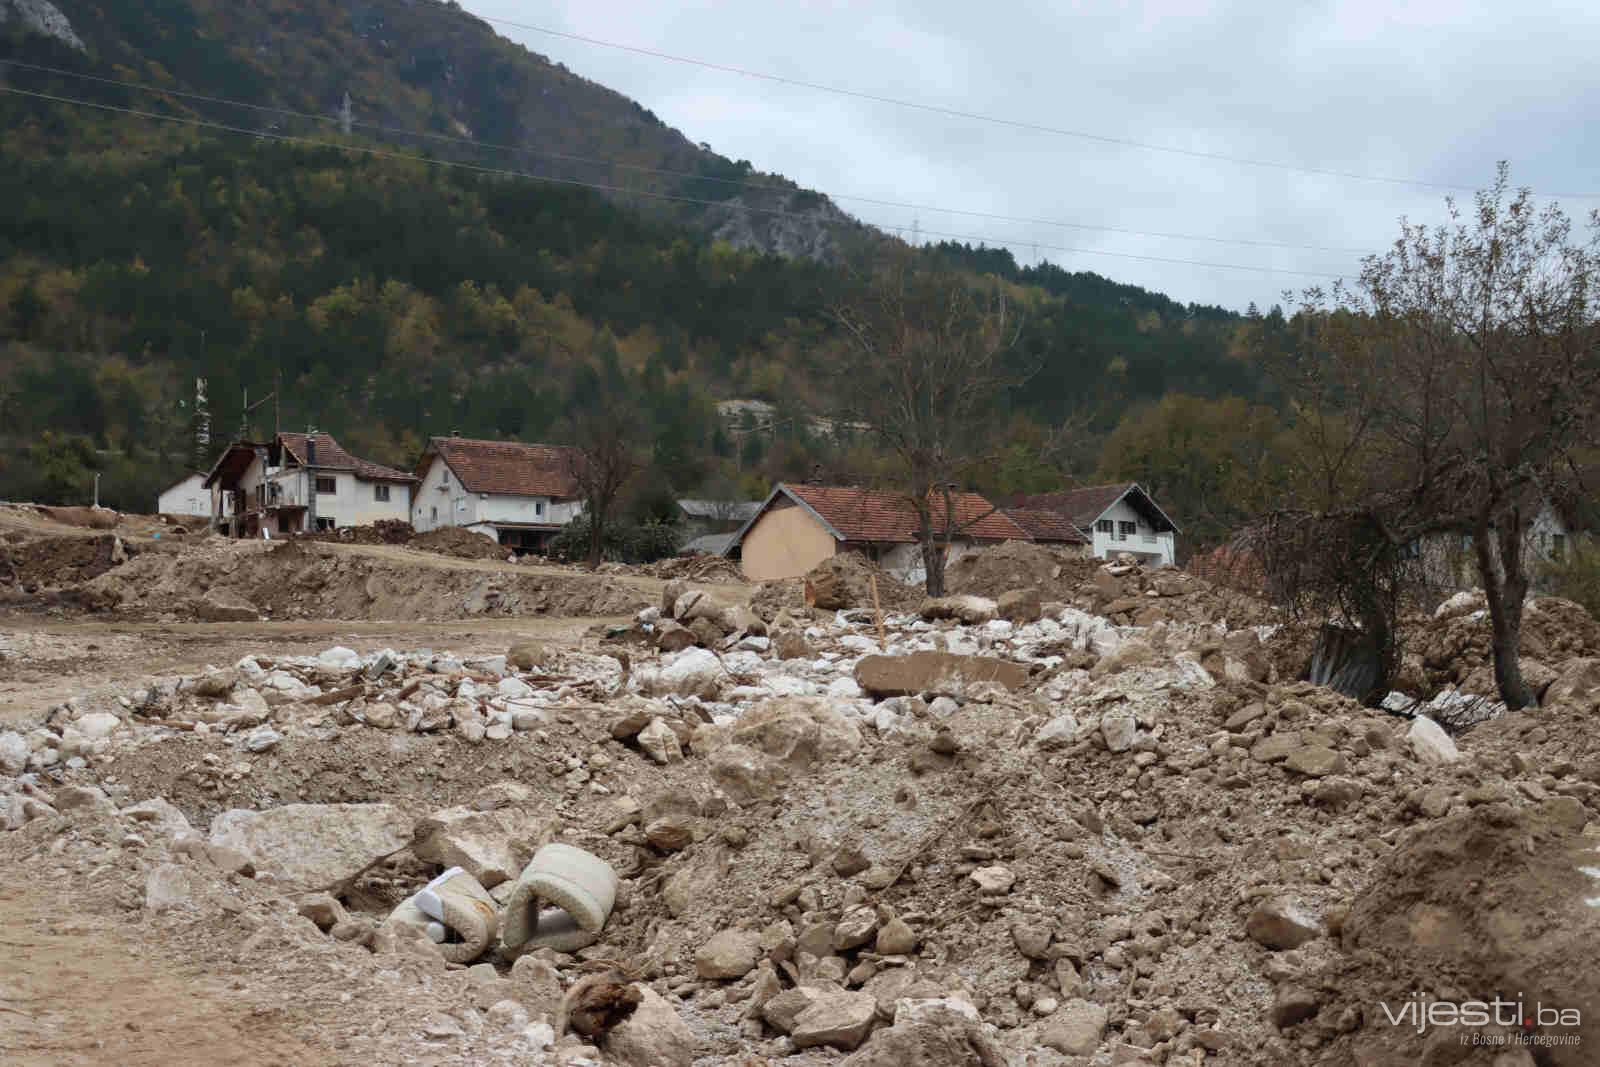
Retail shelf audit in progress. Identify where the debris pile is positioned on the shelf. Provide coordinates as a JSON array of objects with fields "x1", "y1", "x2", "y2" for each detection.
[
  {"x1": 3, "y1": 548, "x2": 1599, "y2": 1064},
  {"x1": 411, "y1": 525, "x2": 511, "y2": 560}
]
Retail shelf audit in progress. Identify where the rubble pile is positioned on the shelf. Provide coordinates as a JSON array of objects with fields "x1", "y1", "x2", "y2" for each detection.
[
  {"x1": 643, "y1": 555, "x2": 747, "y2": 584},
  {"x1": 3, "y1": 550, "x2": 1600, "y2": 1065},
  {"x1": 299, "y1": 518, "x2": 418, "y2": 546},
  {"x1": 1409, "y1": 590, "x2": 1600, "y2": 700},
  {"x1": 0, "y1": 532, "x2": 138, "y2": 593},
  {"x1": 411, "y1": 526, "x2": 512, "y2": 560}
]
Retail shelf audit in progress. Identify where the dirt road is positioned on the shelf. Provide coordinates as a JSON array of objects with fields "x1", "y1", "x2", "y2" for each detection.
[{"x1": 0, "y1": 872, "x2": 333, "y2": 1066}]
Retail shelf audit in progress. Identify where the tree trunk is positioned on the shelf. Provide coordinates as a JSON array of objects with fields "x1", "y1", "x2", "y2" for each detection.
[
  {"x1": 1473, "y1": 518, "x2": 1534, "y2": 708},
  {"x1": 587, "y1": 511, "x2": 603, "y2": 571},
  {"x1": 922, "y1": 538, "x2": 949, "y2": 598}
]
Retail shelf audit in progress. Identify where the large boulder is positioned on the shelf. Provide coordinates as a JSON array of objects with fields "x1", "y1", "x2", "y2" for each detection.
[
  {"x1": 854, "y1": 652, "x2": 1028, "y2": 699},
  {"x1": 413, "y1": 805, "x2": 534, "y2": 889},
  {"x1": 208, "y1": 803, "x2": 410, "y2": 891}
]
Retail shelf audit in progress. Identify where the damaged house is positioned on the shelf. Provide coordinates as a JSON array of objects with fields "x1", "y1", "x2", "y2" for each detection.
[
  {"x1": 723, "y1": 482, "x2": 1030, "y2": 583},
  {"x1": 204, "y1": 432, "x2": 415, "y2": 538},
  {"x1": 411, "y1": 435, "x2": 585, "y2": 553}
]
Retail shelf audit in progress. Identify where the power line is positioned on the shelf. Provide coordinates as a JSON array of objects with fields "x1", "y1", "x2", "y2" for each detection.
[
  {"x1": 0, "y1": 58, "x2": 1370, "y2": 255},
  {"x1": 468, "y1": 15, "x2": 1600, "y2": 201},
  {"x1": 0, "y1": 84, "x2": 1351, "y2": 279}
]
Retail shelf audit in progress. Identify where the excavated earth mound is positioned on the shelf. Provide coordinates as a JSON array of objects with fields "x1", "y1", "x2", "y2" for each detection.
[{"x1": 79, "y1": 540, "x2": 645, "y2": 621}]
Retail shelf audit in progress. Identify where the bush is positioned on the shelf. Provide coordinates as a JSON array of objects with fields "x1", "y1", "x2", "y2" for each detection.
[{"x1": 549, "y1": 513, "x2": 681, "y2": 564}]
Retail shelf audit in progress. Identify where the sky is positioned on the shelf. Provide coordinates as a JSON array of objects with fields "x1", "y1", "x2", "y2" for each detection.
[{"x1": 461, "y1": 1, "x2": 1600, "y2": 311}]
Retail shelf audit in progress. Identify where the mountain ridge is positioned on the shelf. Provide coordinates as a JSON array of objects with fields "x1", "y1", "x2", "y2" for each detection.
[{"x1": 2, "y1": 0, "x2": 870, "y2": 260}]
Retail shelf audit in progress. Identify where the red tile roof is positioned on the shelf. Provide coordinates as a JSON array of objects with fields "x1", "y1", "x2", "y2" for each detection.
[
  {"x1": 277, "y1": 432, "x2": 415, "y2": 483},
  {"x1": 1002, "y1": 507, "x2": 1089, "y2": 544},
  {"x1": 1017, "y1": 484, "x2": 1133, "y2": 529},
  {"x1": 424, "y1": 437, "x2": 581, "y2": 498},
  {"x1": 782, "y1": 484, "x2": 1027, "y2": 544}
]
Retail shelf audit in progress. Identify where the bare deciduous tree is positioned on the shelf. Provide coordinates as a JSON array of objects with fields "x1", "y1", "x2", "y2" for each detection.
[
  {"x1": 1275, "y1": 164, "x2": 1599, "y2": 707},
  {"x1": 830, "y1": 258, "x2": 1028, "y2": 596},
  {"x1": 567, "y1": 411, "x2": 641, "y2": 571}
]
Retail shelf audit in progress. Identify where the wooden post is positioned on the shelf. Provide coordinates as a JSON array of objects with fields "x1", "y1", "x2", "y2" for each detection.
[{"x1": 870, "y1": 573, "x2": 887, "y2": 651}]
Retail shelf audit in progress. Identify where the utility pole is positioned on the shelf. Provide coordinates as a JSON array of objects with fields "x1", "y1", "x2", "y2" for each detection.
[
  {"x1": 92, "y1": 472, "x2": 100, "y2": 509},
  {"x1": 910, "y1": 215, "x2": 920, "y2": 248}
]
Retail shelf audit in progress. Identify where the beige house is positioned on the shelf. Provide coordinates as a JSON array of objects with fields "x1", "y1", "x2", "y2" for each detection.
[{"x1": 724, "y1": 483, "x2": 1030, "y2": 584}]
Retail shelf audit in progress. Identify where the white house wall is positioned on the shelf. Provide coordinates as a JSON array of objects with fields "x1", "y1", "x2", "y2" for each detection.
[
  {"x1": 311, "y1": 470, "x2": 411, "y2": 528},
  {"x1": 412, "y1": 457, "x2": 477, "y2": 532},
  {"x1": 412, "y1": 455, "x2": 583, "y2": 533},
  {"x1": 159, "y1": 474, "x2": 215, "y2": 516},
  {"x1": 1087, "y1": 497, "x2": 1176, "y2": 566}
]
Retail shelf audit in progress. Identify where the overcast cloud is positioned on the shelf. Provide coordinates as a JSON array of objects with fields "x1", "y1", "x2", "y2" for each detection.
[{"x1": 464, "y1": 1, "x2": 1600, "y2": 311}]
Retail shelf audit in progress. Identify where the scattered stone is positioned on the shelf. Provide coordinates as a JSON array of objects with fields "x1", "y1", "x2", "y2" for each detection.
[
  {"x1": 696, "y1": 928, "x2": 762, "y2": 980},
  {"x1": 1272, "y1": 986, "x2": 1321, "y2": 1028},
  {"x1": 1246, "y1": 897, "x2": 1321, "y2": 950},
  {"x1": 970, "y1": 866, "x2": 1015, "y2": 895},
  {"x1": 636, "y1": 718, "x2": 683, "y2": 765},
  {"x1": 1407, "y1": 717, "x2": 1461, "y2": 765},
  {"x1": 604, "y1": 985, "x2": 696, "y2": 1067},
  {"x1": 875, "y1": 916, "x2": 918, "y2": 955},
  {"x1": 791, "y1": 990, "x2": 879, "y2": 1050},
  {"x1": 1040, "y1": 998, "x2": 1109, "y2": 1056}
]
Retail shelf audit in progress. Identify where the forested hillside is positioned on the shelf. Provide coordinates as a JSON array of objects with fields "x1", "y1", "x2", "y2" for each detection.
[{"x1": 0, "y1": 0, "x2": 1276, "y2": 549}]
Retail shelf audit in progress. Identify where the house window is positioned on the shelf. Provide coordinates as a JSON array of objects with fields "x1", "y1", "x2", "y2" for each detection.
[
  {"x1": 1118, "y1": 521, "x2": 1136, "y2": 541},
  {"x1": 315, "y1": 517, "x2": 335, "y2": 531},
  {"x1": 431, "y1": 506, "x2": 438, "y2": 521},
  {"x1": 1095, "y1": 519, "x2": 1113, "y2": 534},
  {"x1": 374, "y1": 484, "x2": 390, "y2": 502},
  {"x1": 535, "y1": 499, "x2": 546, "y2": 517},
  {"x1": 315, "y1": 476, "x2": 337, "y2": 494}
]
